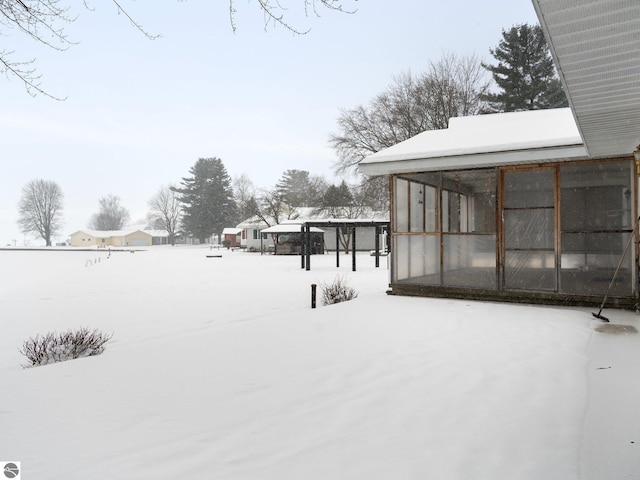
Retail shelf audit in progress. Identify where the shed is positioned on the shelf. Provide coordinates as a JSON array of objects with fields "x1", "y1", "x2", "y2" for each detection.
[{"x1": 221, "y1": 228, "x2": 242, "y2": 248}]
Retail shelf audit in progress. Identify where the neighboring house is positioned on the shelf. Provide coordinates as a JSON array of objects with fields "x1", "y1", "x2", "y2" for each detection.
[
  {"x1": 145, "y1": 230, "x2": 172, "y2": 245},
  {"x1": 236, "y1": 215, "x2": 272, "y2": 251},
  {"x1": 69, "y1": 229, "x2": 154, "y2": 247},
  {"x1": 359, "y1": 107, "x2": 638, "y2": 308}
]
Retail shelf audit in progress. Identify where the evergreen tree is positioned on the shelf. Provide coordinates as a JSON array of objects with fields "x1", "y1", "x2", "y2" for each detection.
[
  {"x1": 321, "y1": 181, "x2": 354, "y2": 214},
  {"x1": 482, "y1": 23, "x2": 568, "y2": 112},
  {"x1": 176, "y1": 158, "x2": 237, "y2": 242}
]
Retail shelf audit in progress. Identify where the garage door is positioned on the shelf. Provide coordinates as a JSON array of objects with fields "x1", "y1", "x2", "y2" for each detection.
[{"x1": 128, "y1": 238, "x2": 148, "y2": 246}]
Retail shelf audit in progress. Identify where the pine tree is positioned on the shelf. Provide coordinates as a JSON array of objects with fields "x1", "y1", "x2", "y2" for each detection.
[
  {"x1": 319, "y1": 181, "x2": 355, "y2": 218},
  {"x1": 176, "y1": 158, "x2": 237, "y2": 243},
  {"x1": 482, "y1": 23, "x2": 568, "y2": 112}
]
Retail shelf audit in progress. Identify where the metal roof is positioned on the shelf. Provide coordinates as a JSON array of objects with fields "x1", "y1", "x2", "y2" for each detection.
[{"x1": 533, "y1": 0, "x2": 640, "y2": 158}]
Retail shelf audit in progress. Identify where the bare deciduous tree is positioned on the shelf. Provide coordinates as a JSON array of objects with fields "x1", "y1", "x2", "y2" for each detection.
[
  {"x1": 329, "y1": 53, "x2": 490, "y2": 174},
  {"x1": 229, "y1": 0, "x2": 356, "y2": 34},
  {"x1": 254, "y1": 188, "x2": 300, "y2": 227},
  {"x1": 89, "y1": 194, "x2": 130, "y2": 231},
  {"x1": 1, "y1": 0, "x2": 356, "y2": 98},
  {"x1": 148, "y1": 184, "x2": 181, "y2": 245},
  {"x1": 17, "y1": 178, "x2": 64, "y2": 246},
  {"x1": 233, "y1": 173, "x2": 260, "y2": 222}
]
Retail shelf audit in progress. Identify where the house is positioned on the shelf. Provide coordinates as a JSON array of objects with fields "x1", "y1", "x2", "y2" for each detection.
[
  {"x1": 69, "y1": 229, "x2": 153, "y2": 247},
  {"x1": 359, "y1": 106, "x2": 637, "y2": 308},
  {"x1": 236, "y1": 215, "x2": 274, "y2": 252},
  {"x1": 357, "y1": 0, "x2": 640, "y2": 309},
  {"x1": 145, "y1": 230, "x2": 172, "y2": 245}
]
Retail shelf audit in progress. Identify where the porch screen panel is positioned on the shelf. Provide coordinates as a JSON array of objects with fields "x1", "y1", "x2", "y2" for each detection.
[
  {"x1": 504, "y1": 251, "x2": 556, "y2": 290},
  {"x1": 560, "y1": 161, "x2": 634, "y2": 296},
  {"x1": 443, "y1": 234, "x2": 496, "y2": 288},
  {"x1": 410, "y1": 182, "x2": 424, "y2": 232},
  {"x1": 394, "y1": 234, "x2": 439, "y2": 284},
  {"x1": 394, "y1": 178, "x2": 409, "y2": 232},
  {"x1": 503, "y1": 169, "x2": 556, "y2": 291},
  {"x1": 441, "y1": 170, "x2": 497, "y2": 289}
]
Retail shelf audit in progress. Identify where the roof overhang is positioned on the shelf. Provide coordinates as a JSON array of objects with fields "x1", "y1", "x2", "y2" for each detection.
[
  {"x1": 359, "y1": 108, "x2": 587, "y2": 175},
  {"x1": 360, "y1": 145, "x2": 587, "y2": 176},
  {"x1": 532, "y1": 0, "x2": 640, "y2": 158}
]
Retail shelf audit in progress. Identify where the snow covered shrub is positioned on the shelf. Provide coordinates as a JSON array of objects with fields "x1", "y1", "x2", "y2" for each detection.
[
  {"x1": 321, "y1": 275, "x2": 358, "y2": 306},
  {"x1": 20, "y1": 327, "x2": 113, "y2": 367}
]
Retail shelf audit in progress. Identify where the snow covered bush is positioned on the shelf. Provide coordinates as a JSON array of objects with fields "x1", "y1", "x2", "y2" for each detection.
[
  {"x1": 321, "y1": 275, "x2": 358, "y2": 306},
  {"x1": 20, "y1": 327, "x2": 113, "y2": 367}
]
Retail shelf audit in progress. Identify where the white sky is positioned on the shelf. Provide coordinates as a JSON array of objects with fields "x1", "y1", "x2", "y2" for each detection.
[{"x1": 0, "y1": 0, "x2": 540, "y2": 245}]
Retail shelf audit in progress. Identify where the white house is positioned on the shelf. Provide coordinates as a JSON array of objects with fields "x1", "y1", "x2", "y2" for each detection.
[{"x1": 357, "y1": 0, "x2": 640, "y2": 309}]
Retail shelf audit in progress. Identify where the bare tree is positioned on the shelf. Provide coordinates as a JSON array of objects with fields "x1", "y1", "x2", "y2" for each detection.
[
  {"x1": 147, "y1": 184, "x2": 181, "y2": 245},
  {"x1": 233, "y1": 173, "x2": 260, "y2": 222},
  {"x1": 254, "y1": 188, "x2": 300, "y2": 227},
  {"x1": 329, "y1": 53, "x2": 490, "y2": 174},
  {"x1": 89, "y1": 194, "x2": 130, "y2": 231},
  {"x1": 17, "y1": 179, "x2": 64, "y2": 246},
  {"x1": 229, "y1": 0, "x2": 356, "y2": 34},
  {"x1": 1, "y1": 0, "x2": 356, "y2": 98},
  {"x1": 0, "y1": 0, "x2": 158, "y2": 99}
]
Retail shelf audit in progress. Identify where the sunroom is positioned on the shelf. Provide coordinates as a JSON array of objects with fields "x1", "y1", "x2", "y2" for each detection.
[{"x1": 359, "y1": 108, "x2": 638, "y2": 308}]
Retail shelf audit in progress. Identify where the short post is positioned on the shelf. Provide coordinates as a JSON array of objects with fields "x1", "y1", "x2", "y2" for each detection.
[{"x1": 311, "y1": 283, "x2": 317, "y2": 309}]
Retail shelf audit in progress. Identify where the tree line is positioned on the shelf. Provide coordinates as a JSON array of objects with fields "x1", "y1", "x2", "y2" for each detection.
[{"x1": 16, "y1": 22, "x2": 566, "y2": 246}]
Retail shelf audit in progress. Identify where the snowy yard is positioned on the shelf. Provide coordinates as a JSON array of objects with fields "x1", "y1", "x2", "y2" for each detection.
[{"x1": 1, "y1": 246, "x2": 639, "y2": 479}]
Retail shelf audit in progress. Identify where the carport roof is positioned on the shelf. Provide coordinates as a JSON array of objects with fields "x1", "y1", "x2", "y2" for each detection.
[{"x1": 261, "y1": 224, "x2": 324, "y2": 234}]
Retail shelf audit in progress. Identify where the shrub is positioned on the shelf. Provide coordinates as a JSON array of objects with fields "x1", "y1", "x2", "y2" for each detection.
[
  {"x1": 20, "y1": 327, "x2": 113, "y2": 367},
  {"x1": 320, "y1": 275, "x2": 358, "y2": 306}
]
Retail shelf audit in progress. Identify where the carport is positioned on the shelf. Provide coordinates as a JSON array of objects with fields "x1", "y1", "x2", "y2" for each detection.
[{"x1": 300, "y1": 220, "x2": 390, "y2": 271}]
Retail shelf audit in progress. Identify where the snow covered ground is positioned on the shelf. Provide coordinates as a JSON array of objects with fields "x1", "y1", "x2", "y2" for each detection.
[{"x1": 1, "y1": 246, "x2": 639, "y2": 479}]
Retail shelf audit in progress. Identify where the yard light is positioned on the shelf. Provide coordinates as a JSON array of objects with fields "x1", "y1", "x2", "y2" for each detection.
[{"x1": 635, "y1": 145, "x2": 640, "y2": 175}]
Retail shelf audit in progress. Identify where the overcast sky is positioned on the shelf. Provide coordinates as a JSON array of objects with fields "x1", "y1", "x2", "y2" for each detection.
[{"x1": 0, "y1": 0, "x2": 540, "y2": 245}]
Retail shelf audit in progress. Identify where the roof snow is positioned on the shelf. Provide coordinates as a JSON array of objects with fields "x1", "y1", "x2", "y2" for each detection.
[{"x1": 359, "y1": 108, "x2": 588, "y2": 175}]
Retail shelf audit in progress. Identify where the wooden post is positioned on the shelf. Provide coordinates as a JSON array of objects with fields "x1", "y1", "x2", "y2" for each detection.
[
  {"x1": 311, "y1": 283, "x2": 317, "y2": 308},
  {"x1": 374, "y1": 225, "x2": 380, "y2": 268},
  {"x1": 336, "y1": 227, "x2": 340, "y2": 268},
  {"x1": 352, "y1": 226, "x2": 357, "y2": 272},
  {"x1": 301, "y1": 225, "x2": 305, "y2": 269},
  {"x1": 305, "y1": 224, "x2": 311, "y2": 271}
]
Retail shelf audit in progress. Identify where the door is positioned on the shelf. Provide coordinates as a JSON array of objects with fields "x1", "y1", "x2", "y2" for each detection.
[{"x1": 502, "y1": 167, "x2": 557, "y2": 291}]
